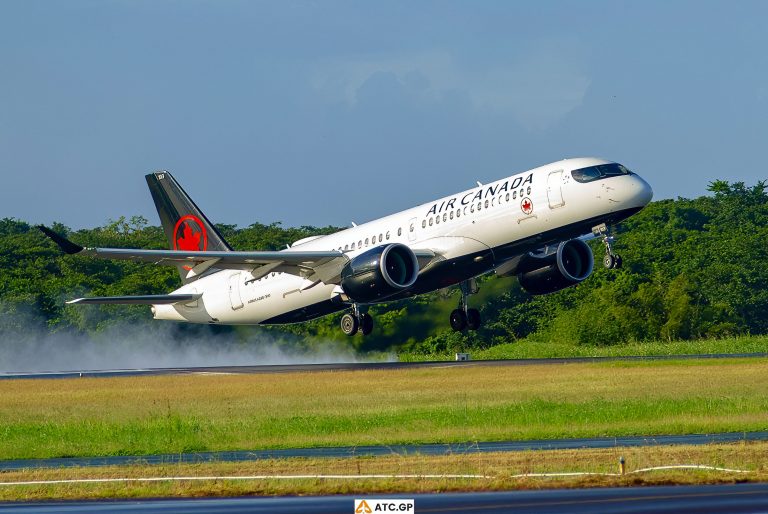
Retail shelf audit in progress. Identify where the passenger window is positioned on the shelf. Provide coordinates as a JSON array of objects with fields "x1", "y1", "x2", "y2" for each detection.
[
  {"x1": 478, "y1": 202, "x2": 482, "y2": 211},
  {"x1": 486, "y1": 199, "x2": 490, "y2": 208},
  {"x1": 527, "y1": 186, "x2": 531, "y2": 195},
  {"x1": 410, "y1": 223, "x2": 414, "y2": 232},
  {"x1": 429, "y1": 218, "x2": 433, "y2": 226},
  {"x1": 365, "y1": 238, "x2": 369, "y2": 246},
  {"x1": 506, "y1": 193, "x2": 510, "y2": 202},
  {"x1": 435, "y1": 216, "x2": 440, "y2": 224},
  {"x1": 422, "y1": 220, "x2": 426, "y2": 228},
  {"x1": 386, "y1": 231, "x2": 390, "y2": 240},
  {"x1": 344, "y1": 244, "x2": 348, "y2": 251},
  {"x1": 379, "y1": 234, "x2": 383, "y2": 242},
  {"x1": 358, "y1": 240, "x2": 362, "y2": 247},
  {"x1": 449, "y1": 211, "x2": 454, "y2": 220},
  {"x1": 470, "y1": 204, "x2": 475, "y2": 213},
  {"x1": 520, "y1": 189, "x2": 524, "y2": 197},
  {"x1": 398, "y1": 227, "x2": 402, "y2": 236},
  {"x1": 457, "y1": 209, "x2": 461, "y2": 217},
  {"x1": 513, "y1": 191, "x2": 517, "y2": 199}
]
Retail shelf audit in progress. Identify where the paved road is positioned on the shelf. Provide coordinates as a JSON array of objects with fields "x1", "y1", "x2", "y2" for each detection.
[
  {"x1": 3, "y1": 484, "x2": 768, "y2": 513},
  {"x1": 2, "y1": 431, "x2": 767, "y2": 471},
  {"x1": 1, "y1": 352, "x2": 765, "y2": 380}
]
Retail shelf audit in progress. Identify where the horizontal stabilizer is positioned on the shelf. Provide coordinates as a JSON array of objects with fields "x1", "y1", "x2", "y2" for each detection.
[{"x1": 67, "y1": 294, "x2": 202, "y2": 305}]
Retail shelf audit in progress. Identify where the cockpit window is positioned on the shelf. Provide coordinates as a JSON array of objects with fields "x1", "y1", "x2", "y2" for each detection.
[{"x1": 571, "y1": 163, "x2": 632, "y2": 183}]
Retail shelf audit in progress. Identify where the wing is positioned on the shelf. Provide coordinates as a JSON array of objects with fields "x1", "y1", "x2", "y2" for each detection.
[
  {"x1": 67, "y1": 294, "x2": 202, "y2": 305},
  {"x1": 39, "y1": 225, "x2": 348, "y2": 283}
]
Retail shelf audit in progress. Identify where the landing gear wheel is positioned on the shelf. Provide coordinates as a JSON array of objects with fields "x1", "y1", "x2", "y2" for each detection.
[
  {"x1": 466, "y1": 308, "x2": 481, "y2": 331},
  {"x1": 340, "y1": 313, "x2": 358, "y2": 336},
  {"x1": 360, "y1": 312, "x2": 374, "y2": 336},
  {"x1": 594, "y1": 223, "x2": 623, "y2": 270},
  {"x1": 450, "y1": 309, "x2": 467, "y2": 331}
]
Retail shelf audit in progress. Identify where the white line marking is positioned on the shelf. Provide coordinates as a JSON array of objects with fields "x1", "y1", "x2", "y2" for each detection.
[
  {"x1": 0, "y1": 465, "x2": 751, "y2": 487},
  {"x1": 511, "y1": 465, "x2": 752, "y2": 478}
]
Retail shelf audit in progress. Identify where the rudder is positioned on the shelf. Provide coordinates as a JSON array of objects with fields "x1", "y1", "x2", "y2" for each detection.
[{"x1": 145, "y1": 171, "x2": 232, "y2": 282}]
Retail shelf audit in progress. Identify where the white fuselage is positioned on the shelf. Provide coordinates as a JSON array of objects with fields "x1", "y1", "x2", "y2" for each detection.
[{"x1": 153, "y1": 157, "x2": 652, "y2": 325}]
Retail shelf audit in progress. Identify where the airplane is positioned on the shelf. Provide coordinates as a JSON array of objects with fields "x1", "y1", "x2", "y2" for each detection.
[{"x1": 40, "y1": 157, "x2": 653, "y2": 336}]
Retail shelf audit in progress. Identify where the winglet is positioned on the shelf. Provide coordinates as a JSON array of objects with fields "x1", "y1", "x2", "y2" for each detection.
[{"x1": 37, "y1": 225, "x2": 84, "y2": 255}]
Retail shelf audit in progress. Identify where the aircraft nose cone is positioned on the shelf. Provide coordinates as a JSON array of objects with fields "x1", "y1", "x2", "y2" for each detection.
[{"x1": 634, "y1": 174, "x2": 654, "y2": 206}]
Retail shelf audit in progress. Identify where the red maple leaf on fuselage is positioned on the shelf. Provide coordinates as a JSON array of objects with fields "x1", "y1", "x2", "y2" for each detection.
[{"x1": 177, "y1": 223, "x2": 202, "y2": 251}]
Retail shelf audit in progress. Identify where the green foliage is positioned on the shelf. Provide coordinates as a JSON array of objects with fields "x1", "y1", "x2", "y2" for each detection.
[{"x1": 2, "y1": 178, "x2": 768, "y2": 350}]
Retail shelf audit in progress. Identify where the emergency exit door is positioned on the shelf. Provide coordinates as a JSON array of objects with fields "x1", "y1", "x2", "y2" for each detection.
[{"x1": 228, "y1": 272, "x2": 243, "y2": 310}]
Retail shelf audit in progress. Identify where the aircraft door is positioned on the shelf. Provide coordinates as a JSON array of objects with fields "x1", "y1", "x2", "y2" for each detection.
[
  {"x1": 228, "y1": 272, "x2": 243, "y2": 310},
  {"x1": 547, "y1": 170, "x2": 565, "y2": 209},
  {"x1": 408, "y1": 217, "x2": 418, "y2": 242}
]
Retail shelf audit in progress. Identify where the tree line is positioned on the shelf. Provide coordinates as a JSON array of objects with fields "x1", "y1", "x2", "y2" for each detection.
[{"x1": 1, "y1": 180, "x2": 766, "y2": 353}]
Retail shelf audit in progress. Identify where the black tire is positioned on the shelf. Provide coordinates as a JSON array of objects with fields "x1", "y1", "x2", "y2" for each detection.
[
  {"x1": 466, "y1": 308, "x2": 481, "y2": 330},
  {"x1": 614, "y1": 255, "x2": 623, "y2": 269},
  {"x1": 360, "y1": 313, "x2": 374, "y2": 336},
  {"x1": 603, "y1": 254, "x2": 616, "y2": 269},
  {"x1": 340, "y1": 313, "x2": 358, "y2": 336},
  {"x1": 450, "y1": 309, "x2": 467, "y2": 331}
]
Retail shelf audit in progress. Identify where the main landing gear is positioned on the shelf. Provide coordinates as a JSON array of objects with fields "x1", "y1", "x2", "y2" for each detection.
[
  {"x1": 340, "y1": 304, "x2": 373, "y2": 337},
  {"x1": 593, "y1": 223, "x2": 623, "y2": 269},
  {"x1": 450, "y1": 278, "x2": 481, "y2": 332}
]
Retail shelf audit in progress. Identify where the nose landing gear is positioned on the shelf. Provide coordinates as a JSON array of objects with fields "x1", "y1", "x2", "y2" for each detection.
[
  {"x1": 593, "y1": 223, "x2": 623, "y2": 269},
  {"x1": 450, "y1": 278, "x2": 481, "y2": 332},
  {"x1": 341, "y1": 304, "x2": 374, "y2": 336}
]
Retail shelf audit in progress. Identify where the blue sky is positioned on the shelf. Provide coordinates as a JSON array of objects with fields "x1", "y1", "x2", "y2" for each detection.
[{"x1": 1, "y1": 1, "x2": 766, "y2": 230}]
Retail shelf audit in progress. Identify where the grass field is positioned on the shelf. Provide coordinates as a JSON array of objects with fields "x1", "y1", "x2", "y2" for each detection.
[
  {"x1": 398, "y1": 335, "x2": 768, "y2": 361},
  {"x1": 1, "y1": 357, "x2": 767, "y2": 460},
  {"x1": 1, "y1": 442, "x2": 766, "y2": 500}
]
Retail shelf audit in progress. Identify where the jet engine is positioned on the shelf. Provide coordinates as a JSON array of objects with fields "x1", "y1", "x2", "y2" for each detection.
[
  {"x1": 340, "y1": 243, "x2": 419, "y2": 303},
  {"x1": 517, "y1": 239, "x2": 594, "y2": 295}
]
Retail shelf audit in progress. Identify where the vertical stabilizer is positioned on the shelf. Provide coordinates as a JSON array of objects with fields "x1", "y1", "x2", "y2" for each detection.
[{"x1": 145, "y1": 171, "x2": 232, "y2": 283}]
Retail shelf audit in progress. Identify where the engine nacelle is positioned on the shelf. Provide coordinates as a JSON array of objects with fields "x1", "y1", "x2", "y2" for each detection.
[
  {"x1": 517, "y1": 239, "x2": 594, "y2": 295},
  {"x1": 340, "y1": 243, "x2": 419, "y2": 303}
]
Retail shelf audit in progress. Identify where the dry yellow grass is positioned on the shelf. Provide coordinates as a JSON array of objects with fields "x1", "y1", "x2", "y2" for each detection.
[{"x1": 0, "y1": 442, "x2": 766, "y2": 500}]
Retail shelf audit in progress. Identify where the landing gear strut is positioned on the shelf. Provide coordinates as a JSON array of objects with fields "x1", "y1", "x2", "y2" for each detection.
[
  {"x1": 593, "y1": 223, "x2": 623, "y2": 269},
  {"x1": 340, "y1": 304, "x2": 374, "y2": 336},
  {"x1": 450, "y1": 278, "x2": 481, "y2": 332}
]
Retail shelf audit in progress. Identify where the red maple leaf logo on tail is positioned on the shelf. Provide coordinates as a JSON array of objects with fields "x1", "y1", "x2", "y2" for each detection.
[{"x1": 176, "y1": 223, "x2": 202, "y2": 251}]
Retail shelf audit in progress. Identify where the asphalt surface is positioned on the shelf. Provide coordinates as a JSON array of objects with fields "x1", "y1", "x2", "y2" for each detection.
[
  {"x1": 2, "y1": 431, "x2": 767, "y2": 471},
  {"x1": 3, "y1": 484, "x2": 768, "y2": 513},
  {"x1": 1, "y1": 352, "x2": 766, "y2": 380}
]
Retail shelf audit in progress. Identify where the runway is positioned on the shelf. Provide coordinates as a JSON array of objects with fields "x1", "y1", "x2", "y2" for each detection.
[
  {"x1": 3, "y1": 484, "x2": 768, "y2": 513},
  {"x1": 1, "y1": 352, "x2": 765, "y2": 380},
  {"x1": 2, "y1": 431, "x2": 766, "y2": 471}
]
